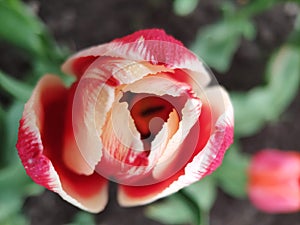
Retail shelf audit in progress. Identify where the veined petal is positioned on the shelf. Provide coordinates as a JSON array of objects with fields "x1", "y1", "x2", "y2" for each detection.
[
  {"x1": 96, "y1": 97, "x2": 147, "y2": 183},
  {"x1": 161, "y1": 87, "x2": 233, "y2": 192},
  {"x1": 65, "y1": 78, "x2": 115, "y2": 175},
  {"x1": 118, "y1": 86, "x2": 233, "y2": 206},
  {"x1": 85, "y1": 57, "x2": 174, "y2": 85},
  {"x1": 16, "y1": 75, "x2": 108, "y2": 213},
  {"x1": 122, "y1": 75, "x2": 199, "y2": 174},
  {"x1": 152, "y1": 97, "x2": 202, "y2": 180},
  {"x1": 62, "y1": 82, "x2": 92, "y2": 175},
  {"x1": 96, "y1": 74, "x2": 202, "y2": 186},
  {"x1": 62, "y1": 29, "x2": 211, "y2": 87},
  {"x1": 148, "y1": 109, "x2": 179, "y2": 169},
  {"x1": 122, "y1": 75, "x2": 191, "y2": 97},
  {"x1": 67, "y1": 57, "x2": 173, "y2": 175}
]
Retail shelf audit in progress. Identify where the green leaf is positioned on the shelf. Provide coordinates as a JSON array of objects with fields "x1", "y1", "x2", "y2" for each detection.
[
  {"x1": 1, "y1": 101, "x2": 25, "y2": 165},
  {"x1": 0, "y1": 0, "x2": 67, "y2": 65},
  {"x1": 0, "y1": 192, "x2": 24, "y2": 222},
  {"x1": 0, "y1": 104, "x2": 6, "y2": 167},
  {"x1": 0, "y1": 0, "x2": 47, "y2": 56},
  {"x1": 0, "y1": 213, "x2": 29, "y2": 225},
  {"x1": 182, "y1": 176, "x2": 217, "y2": 211},
  {"x1": 0, "y1": 161, "x2": 43, "y2": 224},
  {"x1": 231, "y1": 88, "x2": 270, "y2": 136},
  {"x1": 6, "y1": 101, "x2": 24, "y2": 148},
  {"x1": 0, "y1": 71, "x2": 32, "y2": 102},
  {"x1": 232, "y1": 45, "x2": 300, "y2": 137},
  {"x1": 0, "y1": 187, "x2": 31, "y2": 225},
  {"x1": 65, "y1": 212, "x2": 96, "y2": 225},
  {"x1": 0, "y1": 163, "x2": 34, "y2": 193},
  {"x1": 237, "y1": 0, "x2": 280, "y2": 18},
  {"x1": 288, "y1": 13, "x2": 300, "y2": 46},
  {"x1": 145, "y1": 193, "x2": 198, "y2": 225},
  {"x1": 173, "y1": 0, "x2": 199, "y2": 16},
  {"x1": 0, "y1": 103, "x2": 4, "y2": 117},
  {"x1": 265, "y1": 46, "x2": 300, "y2": 120},
  {"x1": 2, "y1": 214, "x2": 29, "y2": 225},
  {"x1": 191, "y1": 19, "x2": 255, "y2": 72},
  {"x1": 214, "y1": 143, "x2": 250, "y2": 198},
  {"x1": 0, "y1": 162, "x2": 41, "y2": 225}
]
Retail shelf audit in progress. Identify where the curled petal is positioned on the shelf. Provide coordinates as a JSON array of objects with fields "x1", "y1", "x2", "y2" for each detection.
[
  {"x1": 62, "y1": 29, "x2": 211, "y2": 87},
  {"x1": 180, "y1": 86, "x2": 234, "y2": 180},
  {"x1": 66, "y1": 79, "x2": 115, "y2": 175},
  {"x1": 68, "y1": 57, "x2": 173, "y2": 175},
  {"x1": 152, "y1": 97, "x2": 202, "y2": 180},
  {"x1": 16, "y1": 75, "x2": 108, "y2": 213},
  {"x1": 63, "y1": 82, "x2": 96, "y2": 175},
  {"x1": 118, "y1": 86, "x2": 233, "y2": 206},
  {"x1": 93, "y1": 73, "x2": 202, "y2": 188}
]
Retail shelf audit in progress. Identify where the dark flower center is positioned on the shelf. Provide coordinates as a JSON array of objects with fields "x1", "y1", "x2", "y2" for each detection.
[{"x1": 120, "y1": 91, "x2": 186, "y2": 151}]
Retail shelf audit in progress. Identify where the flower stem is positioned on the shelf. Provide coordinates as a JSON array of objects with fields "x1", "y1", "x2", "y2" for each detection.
[{"x1": 199, "y1": 210, "x2": 210, "y2": 225}]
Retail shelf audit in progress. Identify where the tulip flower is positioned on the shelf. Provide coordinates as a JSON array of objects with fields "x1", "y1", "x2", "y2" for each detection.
[
  {"x1": 248, "y1": 149, "x2": 300, "y2": 213},
  {"x1": 17, "y1": 29, "x2": 234, "y2": 212}
]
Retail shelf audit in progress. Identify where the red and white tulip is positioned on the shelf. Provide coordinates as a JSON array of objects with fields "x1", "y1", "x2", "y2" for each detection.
[{"x1": 16, "y1": 29, "x2": 234, "y2": 212}]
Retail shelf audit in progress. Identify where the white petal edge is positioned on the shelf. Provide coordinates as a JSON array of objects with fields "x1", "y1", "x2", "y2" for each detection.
[
  {"x1": 62, "y1": 40, "x2": 211, "y2": 87},
  {"x1": 18, "y1": 75, "x2": 108, "y2": 213},
  {"x1": 118, "y1": 86, "x2": 234, "y2": 206}
]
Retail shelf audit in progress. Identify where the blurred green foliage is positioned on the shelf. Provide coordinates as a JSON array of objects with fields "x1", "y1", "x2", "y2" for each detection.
[
  {"x1": 0, "y1": 71, "x2": 32, "y2": 102},
  {"x1": 146, "y1": 176, "x2": 217, "y2": 225},
  {"x1": 0, "y1": 0, "x2": 299, "y2": 225},
  {"x1": 213, "y1": 143, "x2": 250, "y2": 198},
  {"x1": 146, "y1": 193, "x2": 199, "y2": 225},
  {"x1": 0, "y1": 0, "x2": 69, "y2": 84},
  {"x1": 65, "y1": 212, "x2": 96, "y2": 225},
  {"x1": 0, "y1": 0, "x2": 68, "y2": 224},
  {"x1": 233, "y1": 45, "x2": 300, "y2": 137},
  {"x1": 173, "y1": 0, "x2": 199, "y2": 16},
  {"x1": 0, "y1": 101, "x2": 43, "y2": 224},
  {"x1": 191, "y1": 0, "x2": 290, "y2": 72}
]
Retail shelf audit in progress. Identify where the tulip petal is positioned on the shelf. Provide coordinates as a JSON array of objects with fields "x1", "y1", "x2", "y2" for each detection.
[
  {"x1": 62, "y1": 29, "x2": 211, "y2": 87},
  {"x1": 113, "y1": 29, "x2": 184, "y2": 46},
  {"x1": 248, "y1": 149, "x2": 300, "y2": 213},
  {"x1": 122, "y1": 75, "x2": 201, "y2": 170},
  {"x1": 17, "y1": 75, "x2": 108, "y2": 213},
  {"x1": 152, "y1": 97, "x2": 202, "y2": 180},
  {"x1": 62, "y1": 82, "x2": 92, "y2": 175},
  {"x1": 249, "y1": 150, "x2": 300, "y2": 181},
  {"x1": 97, "y1": 98, "x2": 147, "y2": 183},
  {"x1": 249, "y1": 180, "x2": 300, "y2": 213},
  {"x1": 182, "y1": 86, "x2": 234, "y2": 178},
  {"x1": 95, "y1": 74, "x2": 202, "y2": 186},
  {"x1": 118, "y1": 86, "x2": 233, "y2": 206},
  {"x1": 148, "y1": 109, "x2": 179, "y2": 171},
  {"x1": 66, "y1": 57, "x2": 173, "y2": 176},
  {"x1": 63, "y1": 79, "x2": 115, "y2": 175}
]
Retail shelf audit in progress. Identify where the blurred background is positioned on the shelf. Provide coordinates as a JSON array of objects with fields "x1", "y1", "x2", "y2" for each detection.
[{"x1": 0, "y1": 0, "x2": 300, "y2": 224}]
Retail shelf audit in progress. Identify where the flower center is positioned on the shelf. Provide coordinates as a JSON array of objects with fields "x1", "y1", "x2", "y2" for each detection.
[{"x1": 120, "y1": 91, "x2": 185, "y2": 151}]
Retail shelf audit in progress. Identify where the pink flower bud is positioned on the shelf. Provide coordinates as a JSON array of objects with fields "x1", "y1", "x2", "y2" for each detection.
[{"x1": 248, "y1": 149, "x2": 300, "y2": 213}]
